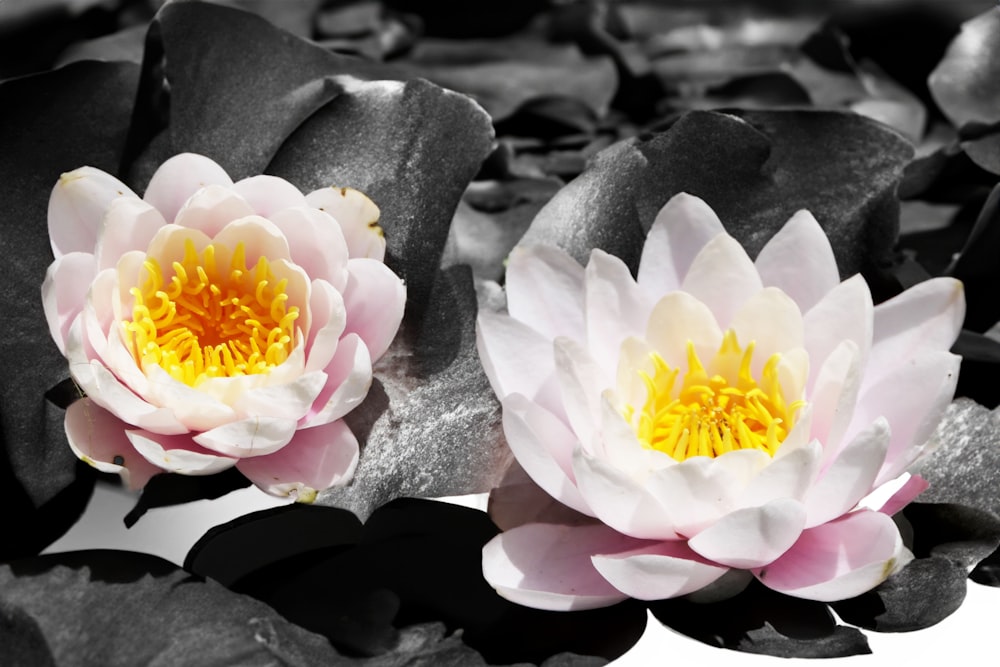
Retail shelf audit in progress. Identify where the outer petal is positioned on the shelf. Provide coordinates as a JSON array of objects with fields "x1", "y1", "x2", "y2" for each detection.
[
  {"x1": 584, "y1": 249, "x2": 652, "y2": 373},
  {"x1": 506, "y1": 244, "x2": 586, "y2": 341},
  {"x1": 48, "y1": 166, "x2": 138, "y2": 257},
  {"x1": 803, "y1": 418, "x2": 890, "y2": 527},
  {"x1": 143, "y1": 153, "x2": 234, "y2": 223},
  {"x1": 688, "y1": 498, "x2": 807, "y2": 569},
  {"x1": 572, "y1": 448, "x2": 679, "y2": 540},
  {"x1": 553, "y1": 336, "x2": 606, "y2": 449},
  {"x1": 592, "y1": 540, "x2": 730, "y2": 600},
  {"x1": 270, "y1": 207, "x2": 350, "y2": 292},
  {"x1": 64, "y1": 398, "x2": 161, "y2": 490},
  {"x1": 482, "y1": 522, "x2": 637, "y2": 611},
  {"x1": 192, "y1": 416, "x2": 298, "y2": 458},
  {"x1": 754, "y1": 210, "x2": 840, "y2": 313},
  {"x1": 127, "y1": 430, "x2": 238, "y2": 475},
  {"x1": 42, "y1": 252, "x2": 96, "y2": 354},
  {"x1": 755, "y1": 510, "x2": 912, "y2": 601},
  {"x1": 303, "y1": 279, "x2": 347, "y2": 374},
  {"x1": 809, "y1": 339, "x2": 863, "y2": 464},
  {"x1": 637, "y1": 193, "x2": 724, "y2": 297},
  {"x1": 300, "y1": 333, "x2": 373, "y2": 428},
  {"x1": 341, "y1": 258, "x2": 406, "y2": 361},
  {"x1": 504, "y1": 393, "x2": 593, "y2": 516},
  {"x1": 172, "y1": 184, "x2": 255, "y2": 238},
  {"x1": 305, "y1": 186, "x2": 385, "y2": 261},
  {"x1": 868, "y1": 277, "x2": 964, "y2": 383},
  {"x1": 94, "y1": 198, "x2": 167, "y2": 271},
  {"x1": 231, "y1": 174, "x2": 307, "y2": 216},
  {"x1": 477, "y1": 311, "x2": 559, "y2": 410},
  {"x1": 681, "y1": 234, "x2": 763, "y2": 328},
  {"x1": 803, "y1": 274, "x2": 873, "y2": 391},
  {"x1": 237, "y1": 419, "x2": 359, "y2": 502}
]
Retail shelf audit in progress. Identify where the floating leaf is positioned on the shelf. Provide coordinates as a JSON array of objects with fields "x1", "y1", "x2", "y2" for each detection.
[{"x1": 929, "y1": 8, "x2": 1000, "y2": 128}]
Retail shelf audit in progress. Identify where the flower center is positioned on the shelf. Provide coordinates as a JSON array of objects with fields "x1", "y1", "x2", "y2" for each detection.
[
  {"x1": 124, "y1": 239, "x2": 299, "y2": 387},
  {"x1": 623, "y1": 330, "x2": 804, "y2": 461}
]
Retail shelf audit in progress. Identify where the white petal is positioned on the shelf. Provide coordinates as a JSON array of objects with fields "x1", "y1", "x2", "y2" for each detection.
[
  {"x1": 303, "y1": 280, "x2": 347, "y2": 374},
  {"x1": 127, "y1": 429, "x2": 238, "y2": 475},
  {"x1": 231, "y1": 174, "x2": 306, "y2": 216},
  {"x1": 482, "y1": 522, "x2": 636, "y2": 611},
  {"x1": 270, "y1": 206, "x2": 350, "y2": 292},
  {"x1": 172, "y1": 184, "x2": 255, "y2": 238},
  {"x1": 728, "y1": 287, "x2": 804, "y2": 376},
  {"x1": 192, "y1": 416, "x2": 298, "y2": 458},
  {"x1": 65, "y1": 398, "x2": 161, "y2": 490},
  {"x1": 142, "y1": 365, "x2": 237, "y2": 432},
  {"x1": 503, "y1": 393, "x2": 593, "y2": 516},
  {"x1": 637, "y1": 193, "x2": 724, "y2": 297},
  {"x1": 681, "y1": 234, "x2": 763, "y2": 328},
  {"x1": 645, "y1": 291, "x2": 723, "y2": 371},
  {"x1": 233, "y1": 370, "x2": 328, "y2": 421},
  {"x1": 803, "y1": 418, "x2": 890, "y2": 527},
  {"x1": 553, "y1": 336, "x2": 607, "y2": 448},
  {"x1": 42, "y1": 252, "x2": 96, "y2": 355},
  {"x1": 48, "y1": 166, "x2": 138, "y2": 257},
  {"x1": 754, "y1": 210, "x2": 840, "y2": 313},
  {"x1": 143, "y1": 153, "x2": 234, "y2": 223},
  {"x1": 94, "y1": 197, "x2": 167, "y2": 271},
  {"x1": 300, "y1": 333, "x2": 372, "y2": 427},
  {"x1": 808, "y1": 339, "x2": 863, "y2": 465},
  {"x1": 584, "y1": 249, "x2": 651, "y2": 372},
  {"x1": 477, "y1": 311, "x2": 560, "y2": 413},
  {"x1": 305, "y1": 185, "x2": 385, "y2": 261},
  {"x1": 803, "y1": 274, "x2": 873, "y2": 392},
  {"x1": 592, "y1": 541, "x2": 730, "y2": 600},
  {"x1": 506, "y1": 244, "x2": 586, "y2": 341},
  {"x1": 738, "y1": 440, "x2": 822, "y2": 508},
  {"x1": 688, "y1": 498, "x2": 806, "y2": 569}
]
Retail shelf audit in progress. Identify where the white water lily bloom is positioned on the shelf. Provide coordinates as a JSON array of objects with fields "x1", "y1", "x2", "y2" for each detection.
[
  {"x1": 478, "y1": 193, "x2": 964, "y2": 610},
  {"x1": 42, "y1": 153, "x2": 405, "y2": 501}
]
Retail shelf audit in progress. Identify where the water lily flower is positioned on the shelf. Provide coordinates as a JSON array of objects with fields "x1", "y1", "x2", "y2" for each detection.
[
  {"x1": 42, "y1": 153, "x2": 405, "y2": 501},
  {"x1": 478, "y1": 193, "x2": 964, "y2": 609}
]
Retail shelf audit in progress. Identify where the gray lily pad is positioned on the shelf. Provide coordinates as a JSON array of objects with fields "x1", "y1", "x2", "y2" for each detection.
[
  {"x1": 320, "y1": 266, "x2": 511, "y2": 520},
  {"x1": 522, "y1": 109, "x2": 913, "y2": 277},
  {"x1": 928, "y1": 8, "x2": 1000, "y2": 128}
]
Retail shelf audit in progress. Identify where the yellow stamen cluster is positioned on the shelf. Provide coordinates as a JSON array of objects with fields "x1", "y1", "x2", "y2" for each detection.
[
  {"x1": 624, "y1": 330, "x2": 804, "y2": 461},
  {"x1": 124, "y1": 239, "x2": 299, "y2": 387}
]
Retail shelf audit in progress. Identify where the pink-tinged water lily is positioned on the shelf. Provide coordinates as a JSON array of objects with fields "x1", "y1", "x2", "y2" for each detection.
[
  {"x1": 478, "y1": 193, "x2": 964, "y2": 610},
  {"x1": 42, "y1": 153, "x2": 405, "y2": 501}
]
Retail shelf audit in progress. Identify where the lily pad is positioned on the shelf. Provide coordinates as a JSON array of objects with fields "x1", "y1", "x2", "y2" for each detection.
[{"x1": 928, "y1": 7, "x2": 1000, "y2": 128}]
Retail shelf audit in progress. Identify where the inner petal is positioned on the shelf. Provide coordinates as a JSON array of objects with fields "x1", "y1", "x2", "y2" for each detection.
[
  {"x1": 622, "y1": 329, "x2": 806, "y2": 462},
  {"x1": 123, "y1": 237, "x2": 300, "y2": 387}
]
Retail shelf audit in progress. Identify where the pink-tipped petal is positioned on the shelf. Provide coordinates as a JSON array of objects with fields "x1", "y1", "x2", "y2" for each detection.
[
  {"x1": 65, "y1": 398, "x2": 161, "y2": 490},
  {"x1": 48, "y1": 166, "x2": 138, "y2": 257},
  {"x1": 238, "y1": 419, "x2": 359, "y2": 502},
  {"x1": 301, "y1": 333, "x2": 373, "y2": 428},
  {"x1": 637, "y1": 193, "x2": 725, "y2": 297},
  {"x1": 94, "y1": 198, "x2": 167, "y2": 271},
  {"x1": 755, "y1": 510, "x2": 911, "y2": 602},
  {"x1": 172, "y1": 184, "x2": 255, "y2": 238},
  {"x1": 592, "y1": 540, "x2": 730, "y2": 600},
  {"x1": 688, "y1": 498, "x2": 806, "y2": 569},
  {"x1": 754, "y1": 210, "x2": 840, "y2": 313},
  {"x1": 304, "y1": 186, "x2": 385, "y2": 261},
  {"x1": 127, "y1": 430, "x2": 238, "y2": 475},
  {"x1": 584, "y1": 249, "x2": 652, "y2": 371},
  {"x1": 482, "y1": 522, "x2": 638, "y2": 611},
  {"x1": 143, "y1": 153, "x2": 234, "y2": 223},
  {"x1": 503, "y1": 393, "x2": 593, "y2": 516},
  {"x1": 270, "y1": 207, "x2": 350, "y2": 292},
  {"x1": 506, "y1": 244, "x2": 586, "y2": 341},
  {"x1": 681, "y1": 234, "x2": 763, "y2": 328},
  {"x1": 231, "y1": 174, "x2": 306, "y2": 216},
  {"x1": 192, "y1": 416, "x2": 298, "y2": 458},
  {"x1": 303, "y1": 280, "x2": 347, "y2": 374},
  {"x1": 341, "y1": 258, "x2": 406, "y2": 361},
  {"x1": 42, "y1": 252, "x2": 96, "y2": 355},
  {"x1": 869, "y1": 474, "x2": 929, "y2": 516},
  {"x1": 572, "y1": 448, "x2": 679, "y2": 539},
  {"x1": 868, "y1": 278, "x2": 964, "y2": 382}
]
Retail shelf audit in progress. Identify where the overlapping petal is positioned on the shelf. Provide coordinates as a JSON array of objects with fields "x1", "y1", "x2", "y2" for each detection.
[
  {"x1": 480, "y1": 192, "x2": 963, "y2": 608},
  {"x1": 44, "y1": 153, "x2": 405, "y2": 498}
]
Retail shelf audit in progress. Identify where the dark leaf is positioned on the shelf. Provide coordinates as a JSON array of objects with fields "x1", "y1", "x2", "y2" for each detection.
[
  {"x1": 383, "y1": 0, "x2": 543, "y2": 38},
  {"x1": 898, "y1": 140, "x2": 997, "y2": 203},
  {"x1": 522, "y1": 109, "x2": 913, "y2": 278},
  {"x1": 947, "y1": 183, "x2": 1000, "y2": 331},
  {"x1": 650, "y1": 580, "x2": 871, "y2": 658},
  {"x1": 189, "y1": 498, "x2": 645, "y2": 664},
  {"x1": 268, "y1": 77, "x2": 494, "y2": 313},
  {"x1": 962, "y1": 130, "x2": 1000, "y2": 175},
  {"x1": 317, "y1": 266, "x2": 511, "y2": 520},
  {"x1": 123, "y1": 468, "x2": 252, "y2": 528},
  {"x1": 928, "y1": 8, "x2": 1000, "y2": 128},
  {"x1": 903, "y1": 502, "x2": 1000, "y2": 569},
  {"x1": 918, "y1": 398, "x2": 1000, "y2": 519},
  {"x1": 54, "y1": 24, "x2": 146, "y2": 66},
  {"x1": 0, "y1": 61, "x2": 138, "y2": 559},
  {"x1": 832, "y1": 557, "x2": 968, "y2": 632}
]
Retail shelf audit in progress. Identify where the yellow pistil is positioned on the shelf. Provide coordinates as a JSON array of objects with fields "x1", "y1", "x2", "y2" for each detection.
[
  {"x1": 623, "y1": 330, "x2": 804, "y2": 461},
  {"x1": 124, "y1": 238, "x2": 299, "y2": 387}
]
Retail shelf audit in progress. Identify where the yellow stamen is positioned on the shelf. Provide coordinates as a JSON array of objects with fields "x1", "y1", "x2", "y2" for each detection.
[
  {"x1": 123, "y1": 239, "x2": 299, "y2": 387},
  {"x1": 623, "y1": 330, "x2": 804, "y2": 461}
]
